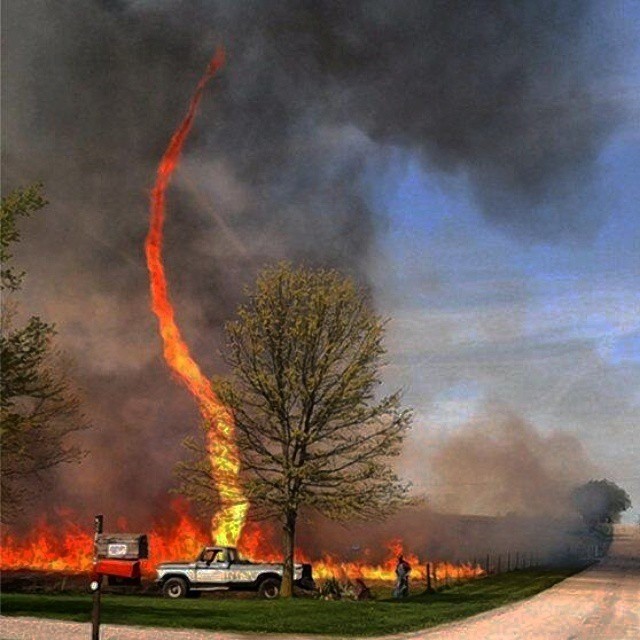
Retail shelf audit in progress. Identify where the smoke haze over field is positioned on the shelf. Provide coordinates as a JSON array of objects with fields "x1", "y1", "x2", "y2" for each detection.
[
  {"x1": 2, "y1": 1, "x2": 639, "y2": 529},
  {"x1": 426, "y1": 410, "x2": 596, "y2": 518},
  {"x1": 297, "y1": 410, "x2": 599, "y2": 561}
]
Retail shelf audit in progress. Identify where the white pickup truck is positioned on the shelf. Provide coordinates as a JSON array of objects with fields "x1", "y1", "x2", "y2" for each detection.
[{"x1": 156, "y1": 546, "x2": 315, "y2": 599}]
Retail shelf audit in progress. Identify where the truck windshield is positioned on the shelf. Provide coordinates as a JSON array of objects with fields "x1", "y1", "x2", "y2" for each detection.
[{"x1": 201, "y1": 549, "x2": 226, "y2": 563}]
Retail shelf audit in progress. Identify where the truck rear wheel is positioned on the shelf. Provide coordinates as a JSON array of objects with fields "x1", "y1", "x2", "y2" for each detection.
[
  {"x1": 258, "y1": 577, "x2": 281, "y2": 599},
  {"x1": 163, "y1": 577, "x2": 188, "y2": 599}
]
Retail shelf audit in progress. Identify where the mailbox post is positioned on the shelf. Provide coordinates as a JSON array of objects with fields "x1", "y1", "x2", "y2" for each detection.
[
  {"x1": 91, "y1": 515, "x2": 103, "y2": 640},
  {"x1": 90, "y1": 515, "x2": 149, "y2": 639}
]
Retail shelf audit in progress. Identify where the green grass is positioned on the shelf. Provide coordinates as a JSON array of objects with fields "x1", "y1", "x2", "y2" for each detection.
[{"x1": 1, "y1": 568, "x2": 581, "y2": 636}]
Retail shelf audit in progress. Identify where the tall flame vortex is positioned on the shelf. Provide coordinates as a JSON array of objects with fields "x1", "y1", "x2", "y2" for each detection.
[{"x1": 144, "y1": 48, "x2": 248, "y2": 546}]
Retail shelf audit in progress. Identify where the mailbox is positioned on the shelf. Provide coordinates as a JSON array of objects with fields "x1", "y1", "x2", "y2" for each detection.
[
  {"x1": 91, "y1": 516, "x2": 148, "y2": 640},
  {"x1": 96, "y1": 533, "x2": 148, "y2": 560},
  {"x1": 94, "y1": 559, "x2": 141, "y2": 579},
  {"x1": 94, "y1": 558, "x2": 141, "y2": 586},
  {"x1": 93, "y1": 532, "x2": 148, "y2": 587}
]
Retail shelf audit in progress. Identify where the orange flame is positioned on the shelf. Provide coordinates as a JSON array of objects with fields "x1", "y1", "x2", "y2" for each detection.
[
  {"x1": 1, "y1": 506, "x2": 484, "y2": 583},
  {"x1": 0, "y1": 501, "x2": 207, "y2": 574},
  {"x1": 144, "y1": 47, "x2": 248, "y2": 546}
]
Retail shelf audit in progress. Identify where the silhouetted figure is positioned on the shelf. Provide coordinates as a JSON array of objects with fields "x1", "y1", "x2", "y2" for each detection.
[{"x1": 394, "y1": 555, "x2": 411, "y2": 598}]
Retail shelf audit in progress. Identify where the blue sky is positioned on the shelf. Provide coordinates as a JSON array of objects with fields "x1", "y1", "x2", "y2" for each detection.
[{"x1": 362, "y1": 79, "x2": 639, "y2": 519}]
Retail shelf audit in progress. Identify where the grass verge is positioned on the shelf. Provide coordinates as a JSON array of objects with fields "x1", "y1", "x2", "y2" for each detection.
[{"x1": 1, "y1": 567, "x2": 581, "y2": 637}]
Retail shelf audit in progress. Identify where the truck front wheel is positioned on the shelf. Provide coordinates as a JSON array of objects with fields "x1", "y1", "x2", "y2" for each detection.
[
  {"x1": 163, "y1": 577, "x2": 189, "y2": 599},
  {"x1": 258, "y1": 578, "x2": 281, "y2": 599}
]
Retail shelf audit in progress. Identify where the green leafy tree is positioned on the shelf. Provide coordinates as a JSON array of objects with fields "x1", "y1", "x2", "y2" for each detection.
[
  {"x1": 1, "y1": 185, "x2": 88, "y2": 522},
  {"x1": 572, "y1": 479, "x2": 631, "y2": 525},
  {"x1": 1, "y1": 184, "x2": 47, "y2": 292},
  {"x1": 178, "y1": 263, "x2": 412, "y2": 597}
]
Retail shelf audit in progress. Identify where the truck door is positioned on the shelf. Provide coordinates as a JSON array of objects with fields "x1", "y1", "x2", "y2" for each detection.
[{"x1": 194, "y1": 548, "x2": 229, "y2": 585}]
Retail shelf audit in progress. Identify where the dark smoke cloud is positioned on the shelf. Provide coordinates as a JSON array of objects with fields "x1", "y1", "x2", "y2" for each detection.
[
  {"x1": 2, "y1": 1, "x2": 623, "y2": 526},
  {"x1": 234, "y1": 1, "x2": 620, "y2": 239}
]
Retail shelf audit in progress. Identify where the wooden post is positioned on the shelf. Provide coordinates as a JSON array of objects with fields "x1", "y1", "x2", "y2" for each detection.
[{"x1": 91, "y1": 515, "x2": 103, "y2": 640}]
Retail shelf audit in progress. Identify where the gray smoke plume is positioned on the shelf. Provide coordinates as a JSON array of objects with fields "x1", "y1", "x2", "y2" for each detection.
[
  {"x1": 426, "y1": 410, "x2": 597, "y2": 518},
  {"x1": 2, "y1": 0, "x2": 625, "y2": 527},
  {"x1": 297, "y1": 507, "x2": 589, "y2": 567},
  {"x1": 295, "y1": 409, "x2": 597, "y2": 562}
]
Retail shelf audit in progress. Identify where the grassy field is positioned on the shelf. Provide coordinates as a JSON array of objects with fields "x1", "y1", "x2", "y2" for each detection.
[{"x1": 1, "y1": 568, "x2": 581, "y2": 636}]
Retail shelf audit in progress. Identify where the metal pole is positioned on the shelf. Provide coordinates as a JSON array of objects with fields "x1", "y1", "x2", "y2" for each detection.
[{"x1": 91, "y1": 515, "x2": 103, "y2": 640}]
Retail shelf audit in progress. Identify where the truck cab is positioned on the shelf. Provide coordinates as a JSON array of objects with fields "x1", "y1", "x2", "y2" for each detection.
[{"x1": 156, "y1": 546, "x2": 314, "y2": 599}]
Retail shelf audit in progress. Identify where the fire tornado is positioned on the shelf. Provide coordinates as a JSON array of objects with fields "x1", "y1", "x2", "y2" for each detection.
[{"x1": 144, "y1": 48, "x2": 248, "y2": 546}]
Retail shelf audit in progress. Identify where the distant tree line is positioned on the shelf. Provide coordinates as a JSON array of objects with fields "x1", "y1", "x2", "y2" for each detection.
[{"x1": 572, "y1": 479, "x2": 631, "y2": 526}]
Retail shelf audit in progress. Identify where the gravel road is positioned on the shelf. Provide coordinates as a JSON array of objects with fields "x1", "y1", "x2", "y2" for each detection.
[
  {"x1": 2, "y1": 525, "x2": 638, "y2": 640},
  {"x1": 401, "y1": 524, "x2": 640, "y2": 640}
]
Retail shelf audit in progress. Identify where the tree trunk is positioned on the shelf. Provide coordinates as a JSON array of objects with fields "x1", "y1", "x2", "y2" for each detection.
[{"x1": 280, "y1": 510, "x2": 297, "y2": 598}]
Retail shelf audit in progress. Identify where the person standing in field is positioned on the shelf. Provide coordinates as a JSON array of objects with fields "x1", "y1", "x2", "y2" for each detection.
[{"x1": 394, "y1": 555, "x2": 411, "y2": 597}]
